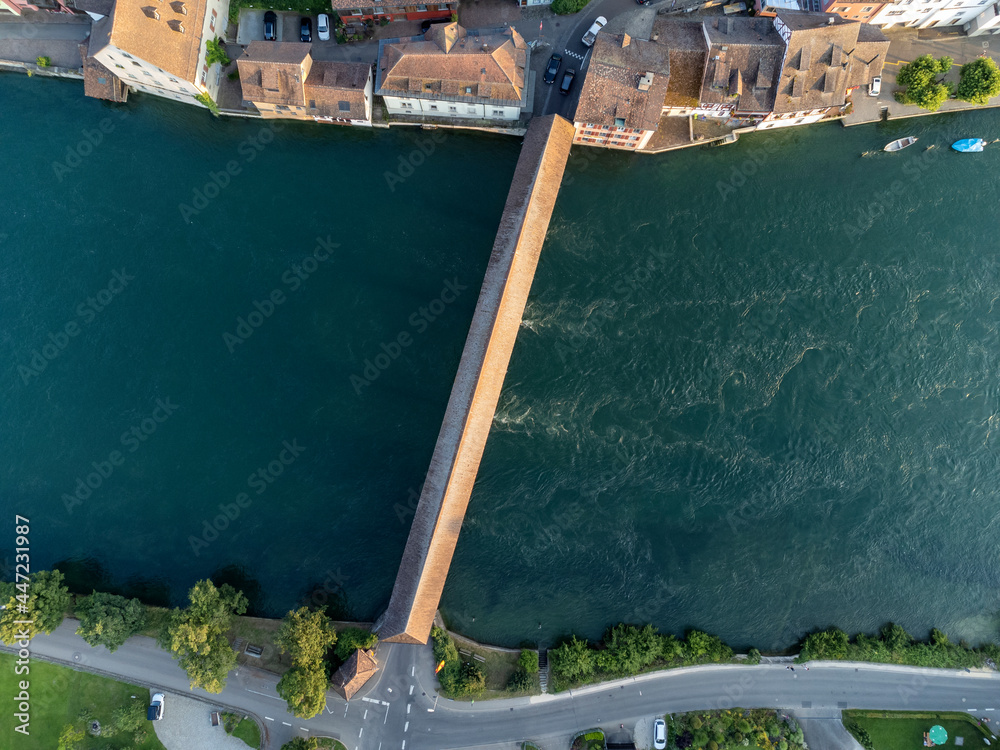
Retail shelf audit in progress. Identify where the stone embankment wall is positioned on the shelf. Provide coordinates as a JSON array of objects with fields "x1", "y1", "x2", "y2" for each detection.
[{"x1": 377, "y1": 114, "x2": 576, "y2": 645}]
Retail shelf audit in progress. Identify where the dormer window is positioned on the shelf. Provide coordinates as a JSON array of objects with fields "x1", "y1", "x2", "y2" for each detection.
[
  {"x1": 142, "y1": 6, "x2": 160, "y2": 19},
  {"x1": 171, "y1": 0, "x2": 186, "y2": 12},
  {"x1": 168, "y1": 19, "x2": 185, "y2": 32}
]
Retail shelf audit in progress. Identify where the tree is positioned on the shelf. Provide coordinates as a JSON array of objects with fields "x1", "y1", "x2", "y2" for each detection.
[
  {"x1": 550, "y1": 635, "x2": 594, "y2": 681},
  {"x1": 895, "y1": 55, "x2": 952, "y2": 111},
  {"x1": 597, "y1": 623, "x2": 663, "y2": 675},
  {"x1": 0, "y1": 569, "x2": 71, "y2": 643},
  {"x1": 276, "y1": 608, "x2": 337, "y2": 667},
  {"x1": 684, "y1": 630, "x2": 733, "y2": 663},
  {"x1": 930, "y1": 628, "x2": 951, "y2": 647},
  {"x1": 746, "y1": 647, "x2": 762, "y2": 665},
  {"x1": 799, "y1": 627, "x2": 849, "y2": 661},
  {"x1": 507, "y1": 668, "x2": 534, "y2": 691},
  {"x1": 334, "y1": 626, "x2": 377, "y2": 661},
  {"x1": 276, "y1": 665, "x2": 328, "y2": 719},
  {"x1": 205, "y1": 37, "x2": 231, "y2": 67},
  {"x1": 880, "y1": 622, "x2": 912, "y2": 651},
  {"x1": 280, "y1": 739, "x2": 325, "y2": 750},
  {"x1": 195, "y1": 92, "x2": 220, "y2": 116},
  {"x1": 57, "y1": 724, "x2": 85, "y2": 750},
  {"x1": 75, "y1": 592, "x2": 146, "y2": 652},
  {"x1": 957, "y1": 56, "x2": 1000, "y2": 104},
  {"x1": 551, "y1": 0, "x2": 590, "y2": 13},
  {"x1": 518, "y1": 649, "x2": 539, "y2": 674},
  {"x1": 159, "y1": 580, "x2": 247, "y2": 693}
]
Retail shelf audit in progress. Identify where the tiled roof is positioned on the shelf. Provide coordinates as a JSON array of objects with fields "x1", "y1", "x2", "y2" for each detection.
[
  {"x1": 75, "y1": 0, "x2": 113, "y2": 16},
  {"x1": 304, "y1": 60, "x2": 371, "y2": 119},
  {"x1": 332, "y1": 649, "x2": 379, "y2": 701},
  {"x1": 772, "y1": 10, "x2": 867, "y2": 113},
  {"x1": 651, "y1": 20, "x2": 708, "y2": 109},
  {"x1": 700, "y1": 17, "x2": 784, "y2": 114},
  {"x1": 574, "y1": 33, "x2": 671, "y2": 132},
  {"x1": 237, "y1": 42, "x2": 310, "y2": 107},
  {"x1": 376, "y1": 23, "x2": 527, "y2": 107},
  {"x1": 82, "y1": 54, "x2": 129, "y2": 101},
  {"x1": 847, "y1": 24, "x2": 889, "y2": 89},
  {"x1": 328, "y1": 0, "x2": 454, "y2": 8},
  {"x1": 103, "y1": 0, "x2": 210, "y2": 83}
]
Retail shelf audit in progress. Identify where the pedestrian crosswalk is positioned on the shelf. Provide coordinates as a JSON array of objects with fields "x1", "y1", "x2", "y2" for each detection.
[{"x1": 563, "y1": 49, "x2": 587, "y2": 62}]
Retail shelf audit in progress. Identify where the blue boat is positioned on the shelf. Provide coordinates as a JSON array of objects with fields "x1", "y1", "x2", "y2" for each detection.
[{"x1": 952, "y1": 138, "x2": 985, "y2": 152}]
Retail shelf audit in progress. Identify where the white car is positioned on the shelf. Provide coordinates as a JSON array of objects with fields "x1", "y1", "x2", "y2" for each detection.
[
  {"x1": 654, "y1": 718, "x2": 667, "y2": 750},
  {"x1": 317, "y1": 13, "x2": 331, "y2": 41},
  {"x1": 869, "y1": 76, "x2": 881, "y2": 96},
  {"x1": 582, "y1": 16, "x2": 607, "y2": 47},
  {"x1": 147, "y1": 693, "x2": 165, "y2": 721}
]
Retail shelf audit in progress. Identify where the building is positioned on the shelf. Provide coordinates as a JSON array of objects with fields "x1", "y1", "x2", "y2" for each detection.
[
  {"x1": 761, "y1": 10, "x2": 888, "y2": 129},
  {"x1": 573, "y1": 32, "x2": 671, "y2": 150},
  {"x1": 964, "y1": 2, "x2": 1000, "y2": 35},
  {"x1": 331, "y1": 648, "x2": 379, "y2": 700},
  {"x1": 376, "y1": 22, "x2": 529, "y2": 123},
  {"x1": 237, "y1": 41, "x2": 373, "y2": 124},
  {"x1": 83, "y1": 0, "x2": 230, "y2": 106},
  {"x1": 868, "y1": 0, "x2": 993, "y2": 30},
  {"x1": 757, "y1": 0, "x2": 823, "y2": 16},
  {"x1": 656, "y1": 19, "x2": 710, "y2": 118},
  {"x1": 328, "y1": 0, "x2": 455, "y2": 25},
  {"x1": 821, "y1": 0, "x2": 885, "y2": 23},
  {"x1": 698, "y1": 16, "x2": 785, "y2": 122}
]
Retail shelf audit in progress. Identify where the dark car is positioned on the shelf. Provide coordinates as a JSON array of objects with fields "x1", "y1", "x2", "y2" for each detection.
[
  {"x1": 147, "y1": 693, "x2": 165, "y2": 722},
  {"x1": 300, "y1": 16, "x2": 312, "y2": 42},
  {"x1": 543, "y1": 53, "x2": 562, "y2": 85},
  {"x1": 559, "y1": 68, "x2": 576, "y2": 95},
  {"x1": 263, "y1": 10, "x2": 276, "y2": 41},
  {"x1": 636, "y1": 0, "x2": 650, "y2": 4}
]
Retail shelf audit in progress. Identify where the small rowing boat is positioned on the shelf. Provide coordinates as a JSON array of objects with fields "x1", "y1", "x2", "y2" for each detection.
[
  {"x1": 952, "y1": 138, "x2": 985, "y2": 152},
  {"x1": 884, "y1": 136, "x2": 918, "y2": 152}
]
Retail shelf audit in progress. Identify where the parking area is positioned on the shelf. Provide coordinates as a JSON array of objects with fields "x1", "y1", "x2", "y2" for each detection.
[{"x1": 237, "y1": 8, "x2": 340, "y2": 49}]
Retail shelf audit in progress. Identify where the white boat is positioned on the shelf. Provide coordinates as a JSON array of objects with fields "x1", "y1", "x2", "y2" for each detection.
[{"x1": 884, "y1": 137, "x2": 918, "y2": 152}]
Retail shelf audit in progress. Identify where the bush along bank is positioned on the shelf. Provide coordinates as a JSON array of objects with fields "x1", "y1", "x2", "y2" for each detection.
[{"x1": 669, "y1": 709, "x2": 806, "y2": 750}]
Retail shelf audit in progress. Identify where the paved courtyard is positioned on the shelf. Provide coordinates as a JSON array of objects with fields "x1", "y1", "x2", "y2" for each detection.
[{"x1": 151, "y1": 690, "x2": 260, "y2": 750}]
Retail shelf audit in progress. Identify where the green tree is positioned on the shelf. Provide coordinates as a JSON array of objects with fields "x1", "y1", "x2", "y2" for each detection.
[
  {"x1": 57, "y1": 724, "x2": 85, "y2": 750},
  {"x1": 550, "y1": 0, "x2": 590, "y2": 13},
  {"x1": 159, "y1": 580, "x2": 248, "y2": 693},
  {"x1": 957, "y1": 56, "x2": 1000, "y2": 104},
  {"x1": 746, "y1": 647, "x2": 761, "y2": 665},
  {"x1": 334, "y1": 626, "x2": 377, "y2": 661},
  {"x1": 518, "y1": 649, "x2": 539, "y2": 673},
  {"x1": 36, "y1": 56, "x2": 51, "y2": 67},
  {"x1": 195, "y1": 92, "x2": 220, "y2": 115},
  {"x1": 0, "y1": 570, "x2": 71, "y2": 643},
  {"x1": 880, "y1": 622, "x2": 912, "y2": 651},
  {"x1": 597, "y1": 623, "x2": 663, "y2": 676},
  {"x1": 507, "y1": 668, "x2": 534, "y2": 691},
  {"x1": 205, "y1": 37, "x2": 231, "y2": 67},
  {"x1": 276, "y1": 664, "x2": 328, "y2": 718},
  {"x1": 280, "y1": 739, "x2": 325, "y2": 750},
  {"x1": 460, "y1": 660, "x2": 486, "y2": 694},
  {"x1": 276, "y1": 608, "x2": 337, "y2": 667},
  {"x1": 895, "y1": 54, "x2": 952, "y2": 111},
  {"x1": 930, "y1": 628, "x2": 951, "y2": 647},
  {"x1": 799, "y1": 627, "x2": 849, "y2": 661},
  {"x1": 684, "y1": 630, "x2": 733, "y2": 663},
  {"x1": 111, "y1": 700, "x2": 146, "y2": 734},
  {"x1": 75, "y1": 592, "x2": 146, "y2": 652},
  {"x1": 550, "y1": 635, "x2": 594, "y2": 681}
]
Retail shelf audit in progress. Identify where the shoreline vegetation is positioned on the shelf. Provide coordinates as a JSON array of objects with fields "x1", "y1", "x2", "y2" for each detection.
[{"x1": 2, "y1": 571, "x2": 999, "y2": 704}]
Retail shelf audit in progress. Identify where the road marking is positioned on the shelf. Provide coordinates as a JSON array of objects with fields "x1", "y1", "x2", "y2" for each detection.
[
  {"x1": 282, "y1": 721, "x2": 292, "y2": 726},
  {"x1": 411, "y1": 666, "x2": 415, "y2": 677},
  {"x1": 402, "y1": 742, "x2": 406, "y2": 750},
  {"x1": 264, "y1": 716, "x2": 274, "y2": 721},
  {"x1": 969, "y1": 709, "x2": 978, "y2": 712},
  {"x1": 986, "y1": 708, "x2": 995, "y2": 711},
  {"x1": 409, "y1": 685, "x2": 414, "y2": 695},
  {"x1": 300, "y1": 727, "x2": 308, "y2": 732},
  {"x1": 404, "y1": 721, "x2": 409, "y2": 732},
  {"x1": 246, "y1": 689, "x2": 284, "y2": 701},
  {"x1": 364, "y1": 709, "x2": 368, "y2": 719},
  {"x1": 385, "y1": 706, "x2": 390, "y2": 725},
  {"x1": 407, "y1": 704, "x2": 411, "y2": 714},
  {"x1": 360, "y1": 728, "x2": 364, "y2": 737}
]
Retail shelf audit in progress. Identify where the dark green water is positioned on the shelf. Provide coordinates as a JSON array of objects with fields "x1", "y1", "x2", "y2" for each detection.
[{"x1": 4, "y1": 74, "x2": 1000, "y2": 650}]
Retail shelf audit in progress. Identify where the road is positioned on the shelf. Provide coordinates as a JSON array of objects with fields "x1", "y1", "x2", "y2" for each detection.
[{"x1": 6, "y1": 620, "x2": 1000, "y2": 750}]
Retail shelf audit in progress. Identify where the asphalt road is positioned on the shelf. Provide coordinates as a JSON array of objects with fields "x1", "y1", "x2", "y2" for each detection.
[
  {"x1": 6, "y1": 620, "x2": 1000, "y2": 750},
  {"x1": 0, "y1": 22, "x2": 90, "y2": 41}
]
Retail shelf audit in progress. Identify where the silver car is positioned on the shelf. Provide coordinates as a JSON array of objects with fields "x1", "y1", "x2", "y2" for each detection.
[{"x1": 654, "y1": 718, "x2": 667, "y2": 749}]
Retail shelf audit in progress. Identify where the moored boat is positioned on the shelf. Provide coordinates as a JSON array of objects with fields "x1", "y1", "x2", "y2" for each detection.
[
  {"x1": 952, "y1": 138, "x2": 985, "y2": 152},
  {"x1": 884, "y1": 137, "x2": 918, "y2": 152}
]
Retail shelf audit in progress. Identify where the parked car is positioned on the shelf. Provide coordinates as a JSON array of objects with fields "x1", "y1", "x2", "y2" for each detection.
[
  {"x1": 317, "y1": 13, "x2": 330, "y2": 41},
  {"x1": 147, "y1": 693, "x2": 165, "y2": 722},
  {"x1": 869, "y1": 76, "x2": 882, "y2": 96},
  {"x1": 543, "y1": 53, "x2": 562, "y2": 84},
  {"x1": 559, "y1": 68, "x2": 576, "y2": 95},
  {"x1": 654, "y1": 718, "x2": 667, "y2": 750},
  {"x1": 300, "y1": 16, "x2": 312, "y2": 42},
  {"x1": 582, "y1": 16, "x2": 607, "y2": 46},
  {"x1": 263, "y1": 10, "x2": 276, "y2": 41}
]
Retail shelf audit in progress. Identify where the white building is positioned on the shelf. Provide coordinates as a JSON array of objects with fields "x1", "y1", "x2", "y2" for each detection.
[
  {"x1": 869, "y1": 0, "x2": 995, "y2": 31},
  {"x1": 85, "y1": 0, "x2": 230, "y2": 106},
  {"x1": 376, "y1": 22, "x2": 529, "y2": 123}
]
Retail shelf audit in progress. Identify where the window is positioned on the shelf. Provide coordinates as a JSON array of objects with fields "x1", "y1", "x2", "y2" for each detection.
[
  {"x1": 429, "y1": 104, "x2": 438, "y2": 110},
  {"x1": 417, "y1": 3, "x2": 427, "y2": 8},
  {"x1": 132, "y1": 61, "x2": 142, "y2": 67},
  {"x1": 464, "y1": 86, "x2": 472, "y2": 94},
  {"x1": 448, "y1": 106, "x2": 457, "y2": 112},
  {"x1": 862, "y1": 5, "x2": 872, "y2": 9},
  {"x1": 122, "y1": 53, "x2": 133, "y2": 59},
  {"x1": 887, "y1": 9, "x2": 906, "y2": 13},
  {"x1": 115, "y1": 63, "x2": 124, "y2": 69},
  {"x1": 492, "y1": 109, "x2": 504, "y2": 116},
  {"x1": 338, "y1": 100, "x2": 351, "y2": 111},
  {"x1": 467, "y1": 106, "x2": 475, "y2": 113},
  {"x1": 351, "y1": 8, "x2": 362, "y2": 14},
  {"x1": 98, "y1": 76, "x2": 107, "y2": 85}
]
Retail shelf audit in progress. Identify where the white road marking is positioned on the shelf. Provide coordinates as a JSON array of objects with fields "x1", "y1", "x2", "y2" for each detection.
[
  {"x1": 364, "y1": 709, "x2": 368, "y2": 719},
  {"x1": 300, "y1": 727, "x2": 308, "y2": 732},
  {"x1": 404, "y1": 721, "x2": 410, "y2": 732},
  {"x1": 987, "y1": 708, "x2": 996, "y2": 711},
  {"x1": 360, "y1": 728, "x2": 364, "y2": 737},
  {"x1": 246, "y1": 689, "x2": 284, "y2": 701},
  {"x1": 407, "y1": 704, "x2": 411, "y2": 714},
  {"x1": 282, "y1": 721, "x2": 291, "y2": 726},
  {"x1": 411, "y1": 666, "x2": 415, "y2": 677},
  {"x1": 385, "y1": 706, "x2": 390, "y2": 725},
  {"x1": 264, "y1": 716, "x2": 274, "y2": 721},
  {"x1": 402, "y1": 742, "x2": 406, "y2": 750},
  {"x1": 409, "y1": 685, "x2": 414, "y2": 695},
  {"x1": 969, "y1": 709, "x2": 978, "y2": 712}
]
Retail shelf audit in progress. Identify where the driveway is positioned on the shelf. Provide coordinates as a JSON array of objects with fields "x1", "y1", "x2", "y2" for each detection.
[
  {"x1": 152, "y1": 690, "x2": 260, "y2": 750},
  {"x1": 0, "y1": 20, "x2": 91, "y2": 68}
]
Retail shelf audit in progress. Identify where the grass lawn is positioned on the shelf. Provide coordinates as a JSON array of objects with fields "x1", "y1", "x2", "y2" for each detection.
[
  {"x1": 448, "y1": 633, "x2": 538, "y2": 699},
  {"x1": 844, "y1": 710, "x2": 997, "y2": 750},
  {"x1": 222, "y1": 711, "x2": 262, "y2": 748},
  {"x1": 0, "y1": 652, "x2": 168, "y2": 750}
]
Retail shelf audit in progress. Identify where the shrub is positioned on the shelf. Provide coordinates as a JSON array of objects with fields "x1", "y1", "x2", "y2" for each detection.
[
  {"x1": 746, "y1": 647, "x2": 761, "y2": 665},
  {"x1": 957, "y1": 55, "x2": 1000, "y2": 104},
  {"x1": 206, "y1": 37, "x2": 231, "y2": 67},
  {"x1": 507, "y1": 669, "x2": 533, "y2": 692},
  {"x1": 195, "y1": 92, "x2": 220, "y2": 116},
  {"x1": 550, "y1": 636, "x2": 594, "y2": 682},
  {"x1": 551, "y1": 0, "x2": 590, "y2": 13},
  {"x1": 519, "y1": 649, "x2": 539, "y2": 673},
  {"x1": 335, "y1": 627, "x2": 378, "y2": 662},
  {"x1": 36, "y1": 56, "x2": 51, "y2": 67}
]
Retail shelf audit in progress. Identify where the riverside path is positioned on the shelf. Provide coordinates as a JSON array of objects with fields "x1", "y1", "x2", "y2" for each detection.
[{"x1": 6, "y1": 620, "x2": 1000, "y2": 750}]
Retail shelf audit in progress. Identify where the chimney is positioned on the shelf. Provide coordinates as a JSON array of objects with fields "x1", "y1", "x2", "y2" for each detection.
[
  {"x1": 638, "y1": 71, "x2": 654, "y2": 91},
  {"x1": 726, "y1": 17, "x2": 734, "y2": 34},
  {"x1": 828, "y1": 16, "x2": 835, "y2": 23},
  {"x1": 622, "y1": 33, "x2": 631, "y2": 48}
]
